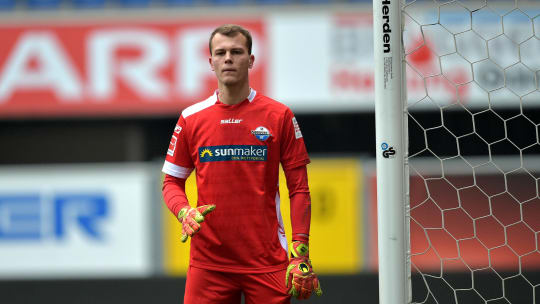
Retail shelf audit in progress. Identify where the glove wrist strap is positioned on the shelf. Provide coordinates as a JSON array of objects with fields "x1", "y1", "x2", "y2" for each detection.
[
  {"x1": 290, "y1": 241, "x2": 310, "y2": 259},
  {"x1": 291, "y1": 233, "x2": 309, "y2": 244}
]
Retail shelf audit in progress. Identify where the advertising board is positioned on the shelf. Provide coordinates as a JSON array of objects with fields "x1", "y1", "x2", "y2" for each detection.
[
  {"x1": 0, "y1": 19, "x2": 265, "y2": 117},
  {"x1": 2, "y1": 4, "x2": 536, "y2": 116},
  {"x1": 0, "y1": 164, "x2": 153, "y2": 278}
]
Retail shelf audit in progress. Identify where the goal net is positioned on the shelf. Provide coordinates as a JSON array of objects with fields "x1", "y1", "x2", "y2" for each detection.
[{"x1": 374, "y1": 1, "x2": 540, "y2": 303}]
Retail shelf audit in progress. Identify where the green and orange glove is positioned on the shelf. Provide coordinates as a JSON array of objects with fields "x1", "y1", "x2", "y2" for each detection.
[
  {"x1": 285, "y1": 241, "x2": 323, "y2": 299},
  {"x1": 177, "y1": 205, "x2": 216, "y2": 243}
]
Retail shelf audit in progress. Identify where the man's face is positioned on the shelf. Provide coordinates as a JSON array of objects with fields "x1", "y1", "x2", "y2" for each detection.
[{"x1": 209, "y1": 33, "x2": 254, "y2": 87}]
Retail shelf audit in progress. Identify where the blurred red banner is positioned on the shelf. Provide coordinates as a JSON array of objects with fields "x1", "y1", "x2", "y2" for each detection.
[{"x1": 0, "y1": 19, "x2": 266, "y2": 118}]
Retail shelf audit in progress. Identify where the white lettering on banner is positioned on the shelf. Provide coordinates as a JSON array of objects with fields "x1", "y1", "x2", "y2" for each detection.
[
  {"x1": 0, "y1": 32, "x2": 83, "y2": 102},
  {"x1": 0, "y1": 27, "x2": 257, "y2": 108},
  {"x1": 176, "y1": 28, "x2": 215, "y2": 97},
  {"x1": 88, "y1": 30, "x2": 170, "y2": 101}
]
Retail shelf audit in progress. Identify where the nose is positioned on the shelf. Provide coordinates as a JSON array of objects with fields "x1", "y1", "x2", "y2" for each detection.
[{"x1": 225, "y1": 51, "x2": 233, "y2": 63}]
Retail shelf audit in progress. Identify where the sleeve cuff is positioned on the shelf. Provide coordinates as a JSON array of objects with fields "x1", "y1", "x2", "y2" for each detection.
[
  {"x1": 162, "y1": 161, "x2": 194, "y2": 179},
  {"x1": 282, "y1": 158, "x2": 310, "y2": 171}
]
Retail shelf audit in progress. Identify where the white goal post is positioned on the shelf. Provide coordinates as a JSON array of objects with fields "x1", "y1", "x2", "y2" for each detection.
[
  {"x1": 374, "y1": 1, "x2": 540, "y2": 303},
  {"x1": 373, "y1": 0, "x2": 411, "y2": 303}
]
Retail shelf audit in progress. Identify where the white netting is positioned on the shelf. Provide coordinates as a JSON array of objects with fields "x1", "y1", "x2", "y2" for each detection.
[{"x1": 402, "y1": 1, "x2": 540, "y2": 303}]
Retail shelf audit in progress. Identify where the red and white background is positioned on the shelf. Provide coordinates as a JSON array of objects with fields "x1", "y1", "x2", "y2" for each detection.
[
  {"x1": 0, "y1": 19, "x2": 266, "y2": 117},
  {"x1": 2, "y1": 7, "x2": 536, "y2": 117}
]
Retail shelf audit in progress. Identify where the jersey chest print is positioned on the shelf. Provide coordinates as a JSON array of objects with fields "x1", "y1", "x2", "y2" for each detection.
[{"x1": 198, "y1": 124, "x2": 273, "y2": 163}]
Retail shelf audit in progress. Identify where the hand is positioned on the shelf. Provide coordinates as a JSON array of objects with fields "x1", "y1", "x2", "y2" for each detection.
[
  {"x1": 177, "y1": 204, "x2": 215, "y2": 243},
  {"x1": 285, "y1": 241, "x2": 323, "y2": 299}
]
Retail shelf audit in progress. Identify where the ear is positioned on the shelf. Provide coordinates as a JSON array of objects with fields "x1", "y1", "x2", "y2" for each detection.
[
  {"x1": 209, "y1": 56, "x2": 214, "y2": 71},
  {"x1": 249, "y1": 54, "x2": 255, "y2": 69}
]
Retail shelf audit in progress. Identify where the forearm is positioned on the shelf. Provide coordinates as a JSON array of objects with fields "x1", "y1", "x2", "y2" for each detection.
[
  {"x1": 284, "y1": 165, "x2": 311, "y2": 242},
  {"x1": 162, "y1": 174, "x2": 190, "y2": 217},
  {"x1": 290, "y1": 193, "x2": 311, "y2": 242},
  {"x1": 285, "y1": 167, "x2": 322, "y2": 299}
]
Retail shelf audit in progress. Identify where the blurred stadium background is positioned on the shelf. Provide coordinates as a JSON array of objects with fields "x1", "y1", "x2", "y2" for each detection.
[{"x1": 0, "y1": 0, "x2": 539, "y2": 303}]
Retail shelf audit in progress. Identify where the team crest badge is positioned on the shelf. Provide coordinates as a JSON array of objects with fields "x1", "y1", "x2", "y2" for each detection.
[{"x1": 251, "y1": 126, "x2": 271, "y2": 141}]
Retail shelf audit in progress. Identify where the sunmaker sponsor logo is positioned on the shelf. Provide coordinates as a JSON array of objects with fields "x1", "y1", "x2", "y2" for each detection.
[{"x1": 199, "y1": 145, "x2": 267, "y2": 162}]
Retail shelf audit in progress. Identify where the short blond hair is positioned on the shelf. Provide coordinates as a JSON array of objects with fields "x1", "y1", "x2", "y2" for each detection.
[{"x1": 209, "y1": 24, "x2": 253, "y2": 55}]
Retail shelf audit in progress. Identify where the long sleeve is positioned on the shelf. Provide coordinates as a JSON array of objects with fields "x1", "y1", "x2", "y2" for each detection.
[
  {"x1": 162, "y1": 173, "x2": 190, "y2": 217},
  {"x1": 284, "y1": 164, "x2": 311, "y2": 243}
]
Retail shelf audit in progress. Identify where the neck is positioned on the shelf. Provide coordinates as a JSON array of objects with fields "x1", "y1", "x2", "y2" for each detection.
[{"x1": 217, "y1": 82, "x2": 250, "y2": 105}]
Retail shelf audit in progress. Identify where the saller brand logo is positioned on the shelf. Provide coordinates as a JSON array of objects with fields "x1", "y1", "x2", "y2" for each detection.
[
  {"x1": 382, "y1": 0, "x2": 391, "y2": 53},
  {"x1": 221, "y1": 118, "x2": 243, "y2": 124},
  {"x1": 199, "y1": 145, "x2": 267, "y2": 162}
]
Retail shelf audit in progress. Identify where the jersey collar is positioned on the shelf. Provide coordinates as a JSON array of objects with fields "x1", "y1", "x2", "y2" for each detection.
[
  {"x1": 214, "y1": 88, "x2": 257, "y2": 104},
  {"x1": 247, "y1": 88, "x2": 257, "y2": 102}
]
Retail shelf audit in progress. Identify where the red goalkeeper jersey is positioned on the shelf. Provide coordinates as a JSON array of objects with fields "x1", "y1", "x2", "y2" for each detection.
[{"x1": 162, "y1": 89, "x2": 310, "y2": 273}]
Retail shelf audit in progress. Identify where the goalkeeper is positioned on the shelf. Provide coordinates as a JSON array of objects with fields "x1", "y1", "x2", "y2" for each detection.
[{"x1": 161, "y1": 24, "x2": 321, "y2": 303}]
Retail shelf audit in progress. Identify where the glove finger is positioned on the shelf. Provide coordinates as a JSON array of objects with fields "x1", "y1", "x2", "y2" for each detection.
[
  {"x1": 285, "y1": 263, "x2": 295, "y2": 287},
  {"x1": 192, "y1": 210, "x2": 204, "y2": 223},
  {"x1": 197, "y1": 204, "x2": 216, "y2": 217},
  {"x1": 298, "y1": 277, "x2": 312, "y2": 300},
  {"x1": 185, "y1": 217, "x2": 201, "y2": 232},
  {"x1": 189, "y1": 220, "x2": 201, "y2": 232},
  {"x1": 181, "y1": 224, "x2": 198, "y2": 242},
  {"x1": 288, "y1": 286, "x2": 298, "y2": 298},
  {"x1": 300, "y1": 288, "x2": 311, "y2": 300},
  {"x1": 182, "y1": 222, "x2": 197, "y2": 236},
  {"x1": 291, "y1": 275, "x2": 306, "y2": 300},
  {"x1": 295, "y1": 284, "x2": 307, "y2": 300},
  {"x1": 313, "y1": 277, "x2": 323, "y2": 296}
]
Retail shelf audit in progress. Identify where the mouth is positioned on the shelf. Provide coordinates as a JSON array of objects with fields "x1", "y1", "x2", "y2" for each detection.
[{"x1": 222, "y1": 69, "x2": 236, "y2": 73}]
